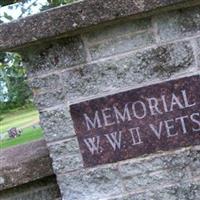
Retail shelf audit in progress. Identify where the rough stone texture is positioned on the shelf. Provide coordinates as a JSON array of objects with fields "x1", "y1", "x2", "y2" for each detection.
[
  {"x1": 0, "y1": 140, "x2": 54, "y2": 191},
  {"x1": 28, "y1": 73, "x2": 62, "y2": 92},
  {"x1": 47, "y1": 138, "x2": 83, "y2": 174},
  {"x1": 84, "y1": 17, "x2": 155, "y2": 60},
  {"x1": 119, "y1": 146, "x2": 200, "y2": 192},
  {"x1": 33, "y1": 88, "x2": 65, "y2": 111},
  {"x1": 0, "y1": 176, "x2": 61, "y2": 200},
  {"x1": 194, "y1": 36, "x2": 200, "y2": 67},
  {"x1": 34, "y1": 89, "x2": 65, "y2": 110},
  {"x1": 62, "y1": 40, "x2": 195, "y2": 101},
  {"x1": 156, "y1": 5, "x2": 200, "y2": 41},
  {"x1": 124, "y1": 167, "x2": 190, "y2": 192},
  {"x1": 110, "y1": 181, "x2": 200, "y2": 200},
  {"x1": 88, "y1": 31, "x2": 155, "y2": 60},
  {"x1": 118, "y1": 149, "x2": 196, "y2": 176},
  {"x1": 39, "y1": 107, "x2": 75, "y2": 142},
  {"x1": 84, "y1": 18, "x2": 151, "y2": 43},
  {"x1": 52, "y1": 153, "x2": 83, "y2": 174},
  {"x1": 57, "y1": 166, "x2": 124, "y2": 200},
  {"x1": 0, "y1": 0, "x2": 198, "y2": 51},
  {"x1": 106, "y1": 147, "x2": 200, "y2": 200},
  {"x1": 48, "y1": 137, "x2": 80, "y2": 155},
  {"x1": 23, "y1": 36, "x2": 86, "y2": 77}
]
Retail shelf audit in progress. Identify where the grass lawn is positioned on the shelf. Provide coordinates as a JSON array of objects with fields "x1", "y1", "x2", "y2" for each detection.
[
  {"x1": 1, "y1": 107, "x2": 39, "y2": 133},
  {"x1": 0, "y1": 126, "x2": 43, "y2": 149},
  {"x1": 0, "y1": 106, "x2": 44, "y2": 149}
]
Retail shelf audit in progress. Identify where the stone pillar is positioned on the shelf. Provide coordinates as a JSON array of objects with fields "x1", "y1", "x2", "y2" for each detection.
[{"x1": 1, "y1": 0, "x2": 200, "y2": 199}]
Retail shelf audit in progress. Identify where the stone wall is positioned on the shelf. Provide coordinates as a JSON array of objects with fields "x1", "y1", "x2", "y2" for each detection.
[
  {"x1": 0, "y1": 176, "x2": 60, "y2": 200},
  {"x1": 0, "y1": 0, "x2": 200, "y2": 200},
  {"x1": 0, "y1": 140, "x2": 61, "y2": 200},
  {"x1": 26, "y1": 4, "x2": 200, "y2": 199}
]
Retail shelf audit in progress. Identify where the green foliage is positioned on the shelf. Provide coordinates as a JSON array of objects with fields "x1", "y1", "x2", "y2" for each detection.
[
  {"x1": 0, "y1": 1, "x2": 40, "y2": 112},
  {"x1": 0, "y1": 115, "x2": 3, "y2": 121},
  {"x1": 47, "y1": 0, "x2": 76, "y2": 6},
  {"x1": 0, "y1": 1, "x2": 21, "y2": 6},
  {"x1": 3, "y1": 12, "x2": 13, "y2": 20},
  {"x1": 0, "y1": 52, "x2": 32, "y2": 111}
]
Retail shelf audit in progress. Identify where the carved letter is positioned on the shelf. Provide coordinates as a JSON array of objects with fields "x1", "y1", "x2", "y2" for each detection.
[
  {"x1": 147, "y1": 97, "x2": 163, "y2": 115},
  {"x1": 191, "y1": 112, "x2": 200, "y2": 132},
  {"x1": 176, "y1": 115, "x2": 188, "y2": 134},
  {"x1": 84, "y1": 111, "x2": 102, "y2": 131},
  {"x1": 105, "y1": 131, "x2": 122, "y2": 151},
  {"x1": 181, "y1": 90, "x2": 196, "y2": 108},
  {"x1": 164, "y1": 119, "x2": 178, "y2": 137},
  {"x1": 129, "y1": 127, "x2": 143, "y2": 145},
  {"x1": 102, "y1": 108, "x2": 115, "y2": 127},
  {"x1": 161, "y1": 95, "x2": 169, "y2": 112},
  {"x1": 132, "y1": 101, "x2": 147, "y2": 119},
  {"x1": 149, "y1": 122, "x2": 163, "y2": 139},
  {"x1": 113, "y1": 103, "x2": 131, "y2": 124},
  {"x1": 170, "y1": 93, "x2": 184, "y2": 111},
  {"x1": 84, "y1": 136, "x2": 101, "y2": 155}
]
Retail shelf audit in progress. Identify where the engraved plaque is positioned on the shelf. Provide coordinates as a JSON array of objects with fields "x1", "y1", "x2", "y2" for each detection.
[{"x1": 70, "y1": 75, "x2": 200, "y2": 167}]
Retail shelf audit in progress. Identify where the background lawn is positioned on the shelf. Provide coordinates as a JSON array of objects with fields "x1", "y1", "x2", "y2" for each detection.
[{"x1": 0, "y1": 106, "x2": 44, "y2": 149}]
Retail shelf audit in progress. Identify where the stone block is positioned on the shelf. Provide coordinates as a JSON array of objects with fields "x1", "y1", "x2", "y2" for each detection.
[
  {"x1": 122, "y1": 167, "x2": 190, "y2": 192},
  {"x1": 118, "y1": 147, "x2": 200, "y2": 193},
  {"x1": 28, "y1": 73, "x2": 62, "y2": 92},
  {"x1": 0, "y1": 140, "x2": 54, "y2": 191},
  {"x1": 10, "y1": 184, "x2": 60, "y2": 200},
  {"x1": 88, "y1": 31, "x2": 155, "y2": 60},
  {"x1": 0, "y1": 0, "x2": 196, "y2": 51},
  {"x1": 84, "y1": 17, "x2": 155, "y2": 60},
  {"x1": 117, "y1": 182, "x2": 200, "y2": 200},
  {"x1": 40, "y1": 107, "x2": 75, "y2": 142},
  {"x1": 62, "y1": 40, "x2": 194, "y2": 101},
  {"x1": 118, "y1": 147, "x2": 196, "y2": 177},
  {"x1": 48, "y1": 137, "x2": 80, "y2": 155},
  {"x1": 51, "y1": 153, "x2": 83, "y2": 174},
  {"x1": 85, "y1": 18, "x2": 151, "y2": 43},
  {"x1": 194, "y1": 36, "x2": 200, "y2": 67},
  {"x1": 26, "y1": 36, "x2": 87, "y2": 77},
  {"x1": 188, "y1": 148, "x2": 200, "y2": 177},
  {"x1": 0, "y1": 176, "x2": 60, "y2": 200},
  {"x1": 57, "y1": 166, "x2": 124, "y2": 200},
  {"x1": 34, "y1": 89, "x2": 65, "y2": 110},
  {"x1": 47, "y1": 138, "x2": 83, "y2": 174},
  {"x1": 156, "y1": 6, "x2": 200, "y2": 41}
]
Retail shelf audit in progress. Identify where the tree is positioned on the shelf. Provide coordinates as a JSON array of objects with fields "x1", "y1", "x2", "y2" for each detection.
[
  {"x1": 0, "y1": 0, "x2": 76, "y2": 111},
  {"x1": 0, "y1": 1, "x2": 44, "y2": 111},
  {"x1": 0, "y1": 52, "x2": 32, "y2": 110}
]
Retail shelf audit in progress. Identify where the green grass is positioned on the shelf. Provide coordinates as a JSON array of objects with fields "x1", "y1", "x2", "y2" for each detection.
[
  {"x1": 0, "y1": 106, "x2": 44, "y2": 149},
  {"x1": 1, "y1": 107, "x2": 39, "y2": 133},
  {"x1": 0, "y1": 127, "x2": 43, "y2": 149}
]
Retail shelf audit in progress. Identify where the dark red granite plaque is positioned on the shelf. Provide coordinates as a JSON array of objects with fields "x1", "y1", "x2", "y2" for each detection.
[{"x1": 70, "y1": 75, "x2": 200, "y2": 167}]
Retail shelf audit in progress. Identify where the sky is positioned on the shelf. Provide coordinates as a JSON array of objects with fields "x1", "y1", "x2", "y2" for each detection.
[{"x1": 0, "y1": 0, "x2": 48, "y2": 22}]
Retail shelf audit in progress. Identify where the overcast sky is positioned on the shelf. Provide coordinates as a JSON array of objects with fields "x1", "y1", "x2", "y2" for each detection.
[{"x1": 0, "y1": 0, "x2": 48, "y2": 22}]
